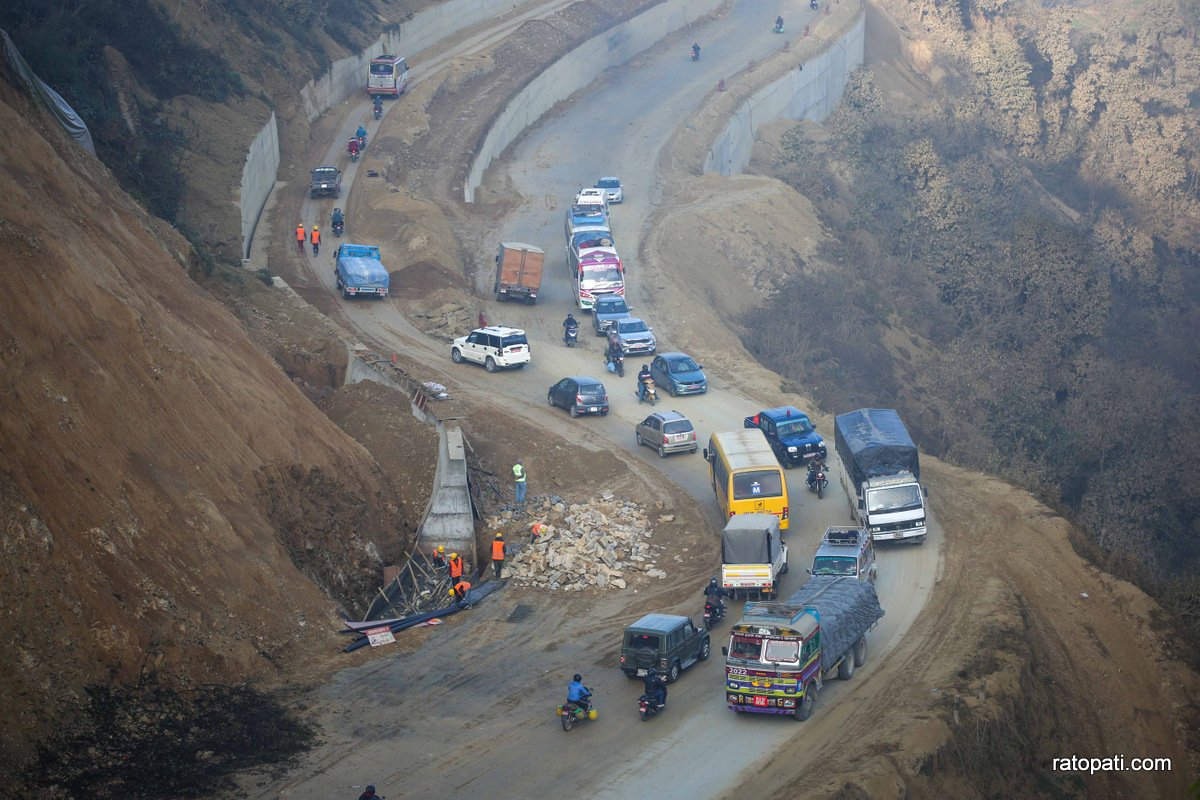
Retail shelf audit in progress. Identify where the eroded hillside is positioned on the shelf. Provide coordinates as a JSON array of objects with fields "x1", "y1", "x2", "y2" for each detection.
[{"x1": 0, "y1": 69, "x2": 417, "y2": 791}]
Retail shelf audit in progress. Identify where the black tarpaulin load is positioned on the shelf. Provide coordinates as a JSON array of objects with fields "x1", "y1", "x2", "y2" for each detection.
[
  {"x1": 834, "y1": 408, "x2": 920, "y2": 484},
  {"x1": 721, "y1": 513, "x2": 781, "y2": 564},
  {"x1": 786, "y1": 575, "x2": 885, "y2": 672}
]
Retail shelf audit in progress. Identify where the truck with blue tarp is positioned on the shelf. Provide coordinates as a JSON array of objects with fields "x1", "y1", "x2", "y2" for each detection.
[
  {"x1": 723, "y1": 575, "x2": 884, "y2": 720},
  {"x1": 834, "y1": 408, "x2": 928, "y2": 543},
  {"x1": 334, "y1": 243, "x2": 390, "y2": 300}
]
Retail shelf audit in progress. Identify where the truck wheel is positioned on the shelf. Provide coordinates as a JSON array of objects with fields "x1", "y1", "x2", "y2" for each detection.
[
  {"x1": 853, "y1": 636, "x2": 867, "y2": 667},
  {"x1": 698, "y1": 639, "x2": 711, "y2": 661},
  {"x1": 667, "y1": 661, "x2": 680, "y2": 683},
  {"x1": 838, "y1": 654, "x2": 856, "y2": 680},
  {"x1": 796, "y1": 684, "x2": 816, "y2": 721},
  {"x1": 451, "y1": 348, "x2": 464, "y2": 364},
  {"x1": 484, "y1": 357, "x2": 498, "y2": 373}
]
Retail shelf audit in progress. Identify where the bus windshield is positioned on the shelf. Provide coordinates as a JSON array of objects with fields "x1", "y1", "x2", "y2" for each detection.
[
  {"x1": 732, "y1": 469, "x2": 784, "y2": 500},
  {"x1": 580, "y1": 267, "x2": 622, "y2": 286}
]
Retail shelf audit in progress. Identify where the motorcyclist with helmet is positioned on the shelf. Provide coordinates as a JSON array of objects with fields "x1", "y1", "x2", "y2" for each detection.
[
  {"x1": 691, "y1": 43, "x2": 701, "y2": 61},
  {"x1": 356, "y1": 123, "x2": 368, "y2": 146},
  {"x1": 606, "y1": 334, "x2": 624, "y2": 372},
  {"x1": 642, "y1": 668, "x2": 667, "y2": 708},
  {"x1": 563, "y1": 313, "x2": 579, "y2": 344},
  {"x1": 358, "y1": 784, "x2": 383, "y2": 800},
  {"x1": 637, "y1": 363, "x2": 653, "y2": 400},
  {"x1": 373, "y1": 95, "x2": 383, "y2": 117},
  {"x1": 567, "y1": 673, "x2": 592, "y2": 713},
  {"x1": 774, "y1": 15, "x2": 784, "y2": 32},
  {"x1": 704, "y1": 576, "x2": 730, "y2": 619}
]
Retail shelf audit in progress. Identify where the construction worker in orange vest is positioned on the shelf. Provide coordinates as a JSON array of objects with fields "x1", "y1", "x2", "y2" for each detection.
[
  {"x1": 310, "y1": 225, "x2": 321, "y2": 256},
  {"x1": 295, "y1": 223, "x2": 306, "y2": 254},
  {"x1": 450, "y1": 580, "x2": 472, "y2": 605},
  {"x1": 448, "y1": 552, "x2": 464, "y2": 582},
  {"x1": 491, "y1": 533, "x2": 506, "y2": 579}
]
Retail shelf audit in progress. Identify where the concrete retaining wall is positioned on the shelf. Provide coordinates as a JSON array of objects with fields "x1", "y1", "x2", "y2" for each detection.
[
  {"x1": 464, "y1": 0, "x2": 724, "y2": 202},
  {"x1": 239, "y1": 112, "x2": 279, "y2": 259},
  {"x1": 417, "y1": 423, "x2": 476, "y2": 560},
  {"x1": 704, "y1": 13, "x2": 864, "y2": 175},
  {"x1": 299, "y1": 0, "x2": 527, "y2": 123}
]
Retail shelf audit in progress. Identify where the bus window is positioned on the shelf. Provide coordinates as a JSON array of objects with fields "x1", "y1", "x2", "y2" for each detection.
[{"x1": 733, "y1": 469, "x2": 783, "y2": 500}]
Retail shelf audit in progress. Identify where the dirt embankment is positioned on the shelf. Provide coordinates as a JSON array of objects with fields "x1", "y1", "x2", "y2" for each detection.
[{"x1": 0, "y1": 72, "x2": 420, "y2": 789}]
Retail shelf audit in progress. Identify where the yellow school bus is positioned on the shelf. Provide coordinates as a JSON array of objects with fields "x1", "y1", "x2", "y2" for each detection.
[{"x1": 703, "y1": 429, "x2": 789, "y2": 530}]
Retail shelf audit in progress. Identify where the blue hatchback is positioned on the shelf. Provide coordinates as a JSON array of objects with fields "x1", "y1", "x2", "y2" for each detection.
[{"x1": 649, "y1": 353, "x2": 708, "y2": 396}]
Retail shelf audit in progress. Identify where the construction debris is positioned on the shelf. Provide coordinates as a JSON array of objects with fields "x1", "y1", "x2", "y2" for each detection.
[{"x1": 494, "y1": 495, "x2": 664, "y2": 591}]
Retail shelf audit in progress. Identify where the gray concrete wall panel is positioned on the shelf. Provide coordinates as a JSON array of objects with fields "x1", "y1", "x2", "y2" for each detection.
[
  {"x1": 239, "y1": 112, "x2": 279, "y2": 259},
  {"x1": 465, "y1": 0, "x2": 725, "y2": 202},
  {"x1": 704, "y1": 14, "x2": 864, "y2": 175}
]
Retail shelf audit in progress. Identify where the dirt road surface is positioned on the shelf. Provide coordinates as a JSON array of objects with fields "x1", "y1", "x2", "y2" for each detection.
[
  {"x1": 236, "y1": 0, "x2": 1196, "y2": 798},
  {"x1": 238, "y1": 2, "x2": 944, "y2": 799}
]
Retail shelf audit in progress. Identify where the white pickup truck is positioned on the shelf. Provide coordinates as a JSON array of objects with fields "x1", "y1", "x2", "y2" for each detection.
[{"x1": 719, "y1": 513, "x2": 788, "y2": 599}]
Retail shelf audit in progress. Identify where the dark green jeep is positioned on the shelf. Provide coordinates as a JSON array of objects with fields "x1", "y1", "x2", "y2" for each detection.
[{"x1": 619, "y1": 613, "x2": 711, "y2": 683}]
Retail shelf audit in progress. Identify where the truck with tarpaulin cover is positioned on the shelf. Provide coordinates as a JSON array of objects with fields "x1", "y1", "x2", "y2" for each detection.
[
  {"x1": 834, "y1": 408, "x2": 928, "y2": 543},
  {"x1": 334, "y1": 243, "x2": 390, "y2": 299},
  {"x1": 723, "y1": 575, "x2": 884, "y2": 720},
  {"x1": 719, "y1": 513, "x2": 788, "y2": 598}
]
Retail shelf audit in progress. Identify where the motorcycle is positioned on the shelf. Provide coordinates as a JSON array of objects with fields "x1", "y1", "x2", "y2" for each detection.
[
  {"x1": 773, "y1": 19, "x2": 785, "y2": 33},
  {"x1": 638, "y1": 377, "x2": 658, "y2": 405},
  {"x1": 332, "y1": 219, "x2": 345, "y2": 237},
  {"x1": 810, "y1": 0, "x2": 818, "y2": 9},
  {"x1": 691, "y1": 45, "x2": 701, "y2": 62},
  {"x1": 348, "y1": 141, "x2": 360, "y2": 162},
  {"x1": 806, "y1": 463, "x2": 829, "y2": 499},
  {"x1": 638, "y1": 694, "x2": 664, "y2": 722},
  {"x1": 558, "y1": 699, "x2": 597, "y2": 731},
  {"x1": 606, "y1": 352, "x2": 625, "y2": 377},
  {"x1": 373, "y1": 103, "x2": 383, "y2": 121},
  {"x1": 703, "y1": 599, "x2": 726, "y2": 630},
  {"x1": 564, "y1": 325, "x2": 579, "y2": 347}
]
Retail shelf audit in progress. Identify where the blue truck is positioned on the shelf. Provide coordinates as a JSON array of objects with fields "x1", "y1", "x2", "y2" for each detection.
[
  {"x1": 334, "y1": 243, "x2": 390, "y2": 299},
  {"x1": 743, "y1": 406, "x2": 827, "y2": 468}
]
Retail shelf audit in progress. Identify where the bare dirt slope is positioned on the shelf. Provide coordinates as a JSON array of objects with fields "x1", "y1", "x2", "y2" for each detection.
[{"x1": 0, "y1": 74, "x2": 425, "y2": 788}]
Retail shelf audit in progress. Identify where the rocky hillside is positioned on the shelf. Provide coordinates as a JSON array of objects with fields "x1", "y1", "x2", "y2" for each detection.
[{"x1": 0, "y1": 65, "x2": 409, "y2": 789}]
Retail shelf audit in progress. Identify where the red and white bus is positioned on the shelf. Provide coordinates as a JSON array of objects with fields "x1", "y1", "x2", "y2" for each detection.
[{"x1": 367, "y1": 55, "x2": 409, "y2": 97}]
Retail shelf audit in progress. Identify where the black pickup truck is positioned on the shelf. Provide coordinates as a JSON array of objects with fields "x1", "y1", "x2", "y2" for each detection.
[{"x1": 309, "y1": 166, "x2": 342, "y2": 198}]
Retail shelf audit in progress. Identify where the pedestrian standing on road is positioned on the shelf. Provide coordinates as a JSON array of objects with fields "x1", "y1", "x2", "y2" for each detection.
[
  {"x1": 311, "y1": 225, "x2": 321, "y2": 256},
  {"x1": 513, "y1": 458, "x2": 527, "y2": 508},
  {"x1": 491, "y1": 533, "x2": 506, "y2": 579},
  {"x1": 447, "y1": 551, "x2": 464, "y2": 583},
  {"x1": 295, "y1": 223, "x2": 306, "y2": 255}
]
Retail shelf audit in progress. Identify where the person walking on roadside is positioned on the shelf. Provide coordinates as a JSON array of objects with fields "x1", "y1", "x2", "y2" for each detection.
[
  {"x1": 513, "y1": 458, "x2": 527, "y2": 508},
  {"x1": 491, "y1": 533, "x2": 506, "y2": 579},
  {"x1": 295, "y1": 223, "x2": 306, "y2": 255},
  {"x1": 447, "y1": 551, "x2": 464, "y2": 583},
  {"x1": 310, "y1": 225, "x2": 321, "y2": 256}
]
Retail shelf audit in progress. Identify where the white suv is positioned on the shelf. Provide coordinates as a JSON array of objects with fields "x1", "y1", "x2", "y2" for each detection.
[{"x1": 451, "y1": 326, "x2": 531, "y2": 372}]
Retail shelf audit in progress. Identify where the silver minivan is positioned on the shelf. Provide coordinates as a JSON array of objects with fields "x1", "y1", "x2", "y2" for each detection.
[{"x1": 809, "y1": 527, "x2": 877, "y2": 584}]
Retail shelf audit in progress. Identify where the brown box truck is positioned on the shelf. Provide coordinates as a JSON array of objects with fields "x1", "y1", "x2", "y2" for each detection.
[{"x1": 494, "y1": 242, "x2": 544, "y2": 304}]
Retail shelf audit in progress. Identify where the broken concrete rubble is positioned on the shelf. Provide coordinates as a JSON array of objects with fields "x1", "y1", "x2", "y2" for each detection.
[{"x1": 489, "y1": 495, "x2": 663, "y2": 591}]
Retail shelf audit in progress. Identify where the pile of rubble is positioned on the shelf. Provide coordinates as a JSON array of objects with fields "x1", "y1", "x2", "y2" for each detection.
[{"x1": 494, "y1": 493, "x2": 668, "y2": 591}]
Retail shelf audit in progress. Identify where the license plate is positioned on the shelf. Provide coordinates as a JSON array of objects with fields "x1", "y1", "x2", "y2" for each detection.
[
  {"x1": 752, "y1": 695, "x2": 769, "y2": 707},
  {"x1": 637, "y1": 668, "x2": 648, "y2": 677},
  {"x1": 589, "y1": 406, "x2": 599, "y2": 412}
]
